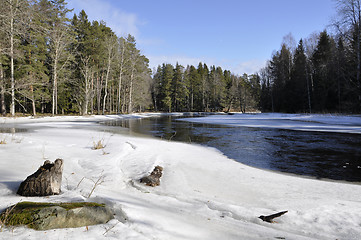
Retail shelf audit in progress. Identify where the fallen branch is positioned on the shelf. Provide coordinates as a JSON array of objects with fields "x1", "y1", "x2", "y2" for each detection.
[{"x1": 259, "y1": 211, "x2": 288, "y2": 223}]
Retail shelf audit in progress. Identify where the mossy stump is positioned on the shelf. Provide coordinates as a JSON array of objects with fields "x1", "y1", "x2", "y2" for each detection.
[{"x1": 0, "y1": 201, "x2": 114, "y2": 230}]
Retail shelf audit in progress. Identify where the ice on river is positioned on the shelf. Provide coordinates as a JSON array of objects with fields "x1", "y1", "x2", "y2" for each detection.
[{"x1": 179, "y1": 112, "x2": 361, "y2": 134}]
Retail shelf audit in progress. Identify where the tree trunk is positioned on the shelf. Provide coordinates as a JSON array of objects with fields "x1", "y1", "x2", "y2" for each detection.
[
  {"x1": 202, "y1": 77, "x2": 205, "y2": 111},
  {"x1": 83, "y1": 74, "x2": 89, "y2": 116},
  {"x1": 0, "y1": 63, "x2": 5, "y2": 116},
  {"x1": 30, "y1": 85, "x2": 36, "y2": 116},
  {"x1": 191, "y1": 91, "x2": 194, "y2": 111},
  {"x1": 90, "y1": 72, "x2": 94, "y2": 114},
  {"x1": 96, "y1": 73, "x2": 101, "y2": 114},
  {"x1": 81, "y1": 58, "x2": 91, "y2": 116},
  {"x1": 128, "y1": 71, "x2": 134, "y2": 113},
  {"x1": 305, "y1": 62, "x2": 312, "y2": 113},
  {"x1": 357, "y1": 20, "x2": 361, "y2": 112},
  {"x1": 117, "y1": 41, "x2": 125, "y2": 114},
  {"x1": 52, "y1": 51, "x2": 58, "y2": 116},
  {"x1": 102, "y1": 56, "x2": 111, "y2": 115},
  {"x1": 10, "y1": 3, "x2": 15, "y2": 116},
  {"x1": 118, "y1": 70, "x2": 123, "y2": 113}
]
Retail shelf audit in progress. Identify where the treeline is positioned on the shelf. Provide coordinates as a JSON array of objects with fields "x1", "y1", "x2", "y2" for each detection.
[
  {"x1": 152, "y1": 63, "x2": 260, "y2": 112},
  {"x1": 259, "y1": 0, "x2": 361, "y2": 113},
  {"x1": 4, "y1": 0, "x2": 360, "y2": 116},
  {"x1": 0, "y1": 0, "x2": 151, "y2": 116}
]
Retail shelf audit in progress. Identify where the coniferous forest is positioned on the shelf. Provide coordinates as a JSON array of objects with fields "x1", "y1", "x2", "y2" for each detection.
[{"x1": 1, "y1": 0, "x2": 360, "y2": 116}]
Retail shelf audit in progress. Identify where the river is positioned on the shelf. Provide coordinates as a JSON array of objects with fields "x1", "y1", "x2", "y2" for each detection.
[{"x1": 102, "y1": 114, "x2": 361, "y2": 183}]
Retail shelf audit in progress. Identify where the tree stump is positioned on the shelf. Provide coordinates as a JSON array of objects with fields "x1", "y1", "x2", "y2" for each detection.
[
  {"x1": 17, "y1": 159, "x2": 64, "y2": 196},
  {"x1": 140, "y1": 166, "x2": 163, "y2": 187}
]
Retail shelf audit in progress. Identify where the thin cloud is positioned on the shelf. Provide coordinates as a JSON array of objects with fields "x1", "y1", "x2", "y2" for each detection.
[
  {"x1": 68, "y1": 0, "x2": 140, "y2": 37},
  {"x1": 231, "y1": 59, "x2": 267, "y2": 75}
]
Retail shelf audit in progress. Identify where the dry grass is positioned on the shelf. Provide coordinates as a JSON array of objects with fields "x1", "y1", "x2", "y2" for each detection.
[
  {"x1": 0, "y1": 134, "x2": 6, "y2": 145},
  {"x1": 0, "y1": 203, "x2": 18, "y2": 232},
  {"x1": 87, "y1": 173, "x2": 105, "y2": 198},
  {"x1": 92, "y1": 139, "x2": 105, "y2": 150}
]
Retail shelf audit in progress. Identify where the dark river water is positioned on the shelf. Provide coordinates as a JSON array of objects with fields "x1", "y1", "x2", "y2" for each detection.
[{"x1": 102, "y1": 115, "x2": 361, "y2": 183}]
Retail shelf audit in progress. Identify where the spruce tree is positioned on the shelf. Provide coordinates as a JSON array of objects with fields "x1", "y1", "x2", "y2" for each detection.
[
  {"x1": 161, "y1": 64, "x2": 173, "y2": 112},
  {"x1": 289, "y1": 39, "x2": 309, "y2": 112},
  {"x1": 312, "y1": 31, "x2": 337, "y2": 112}
]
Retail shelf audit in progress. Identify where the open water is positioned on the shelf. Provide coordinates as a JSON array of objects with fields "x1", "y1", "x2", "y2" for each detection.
[{"x1": 102, "y1": 115, "x2": 361, "y2": 182}]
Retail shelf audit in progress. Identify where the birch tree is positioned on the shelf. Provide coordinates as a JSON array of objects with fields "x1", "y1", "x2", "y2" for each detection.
[
  {"x1": 79, "y1": 55, "x2": 93, "y2": 115},
  {"x1": 0, "y1": 22, "x2": 7, "y2": 116},
  {"x1": 116, "y1": 37, "x2": 126, "y2": 113},
  {"x1": 102, "y1": 33, "x2": 116, "y2": 114},
  {"x1": 0, "y1": 0, "x2": 30, "y2": 116}
]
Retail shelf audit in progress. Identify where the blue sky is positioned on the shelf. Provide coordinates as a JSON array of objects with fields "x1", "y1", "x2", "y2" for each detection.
[{"x1": 67, "y1": 0, "x2": 337, "y2": 75}]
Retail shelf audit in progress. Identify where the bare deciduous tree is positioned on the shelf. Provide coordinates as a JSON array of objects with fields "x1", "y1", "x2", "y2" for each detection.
[
  {"x1": 335, "y1": 0, "x2": 361, "y2": 110},
  {"x1": 102, "y1": 34, "x2": 117, "y2": 114}
]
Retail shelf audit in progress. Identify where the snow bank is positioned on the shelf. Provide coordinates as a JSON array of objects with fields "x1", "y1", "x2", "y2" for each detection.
[{"x1": 0, "y1": 115, "x2": 361, "y2": 239}]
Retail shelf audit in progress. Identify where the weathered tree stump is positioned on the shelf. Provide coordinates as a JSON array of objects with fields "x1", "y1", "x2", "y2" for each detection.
[
  {"x1": 17, "y1": 159, "x2": 64, "y2": 196},
  {"x1": 140, "y1": 166, "x2": 163, "y2": 187}
]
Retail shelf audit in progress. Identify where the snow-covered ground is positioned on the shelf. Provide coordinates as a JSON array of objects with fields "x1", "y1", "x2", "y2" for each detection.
[{"x1": 0, "y1": 113, "x2": 361, "y2": 240}]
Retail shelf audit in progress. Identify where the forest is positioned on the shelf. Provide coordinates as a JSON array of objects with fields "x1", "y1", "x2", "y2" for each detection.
[
  {"x1": 152, "y1": 63, "x2": 260, "y2": 112},
  {"x1": 1, "y1": 0, "x2": 361, "y2": 116},
  {"x1": 259, "y1": 1, "x2": 361, "y2": 114},
  {"x1": 0, "y1": 0, "x2": 152, "y2": 116},
  {"x1": 259, "y1": 30, "x2": 361, "y2": 113}
]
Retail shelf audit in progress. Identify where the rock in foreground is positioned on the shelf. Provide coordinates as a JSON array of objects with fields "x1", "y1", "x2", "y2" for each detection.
[
  {"x1": 17, "y1": 159, "x2": 63, "y2": 196},
  {"x1": 0, "y1": 201, "x2": 114, "y2": 230}
]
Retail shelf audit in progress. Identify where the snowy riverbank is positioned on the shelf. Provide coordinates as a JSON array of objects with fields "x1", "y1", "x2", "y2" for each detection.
[{"x1": 0, "y1": 114, "x2": 361, "y2": 239}]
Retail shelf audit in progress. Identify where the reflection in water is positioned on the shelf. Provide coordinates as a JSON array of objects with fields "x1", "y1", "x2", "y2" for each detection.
[{"x1": 102, "y1": 115, "x2": 361, "y2": 182}]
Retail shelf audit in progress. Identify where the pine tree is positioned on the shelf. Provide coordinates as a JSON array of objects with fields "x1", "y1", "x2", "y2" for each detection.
[
  {"x1": 185, "y1": 65, "x2": 201, "y2": 111},
  {"x1": 161, "y1": 64, "x2": 173, "y2": 112},
  {"x1": 268, "y1": 44, "x2": 292, "y2": 112},
  {"x1": 171, "y1": 63, "x2": 187, "y2": 111},
  {"x1": 223, "y1": 70, "x2": 233, "y2": 112},
  {"x1": 312, "y1": 31, "x2": 337, "y2": 111},
  {"x1": 71, "y1": 10, "x2": 93, "y2": 115},
  {"x1": 197, "y1": 63, "x2": 209, "y2": 111},
  {"x1": 17, "y1": 2, "x2": 50, "y2": 116},
  {"x1": 289, "y1": 39, "x2": 309, "y2": 112},
  {"x1": 335, "y1": 37, "x2": 350, "y2": 112}
]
